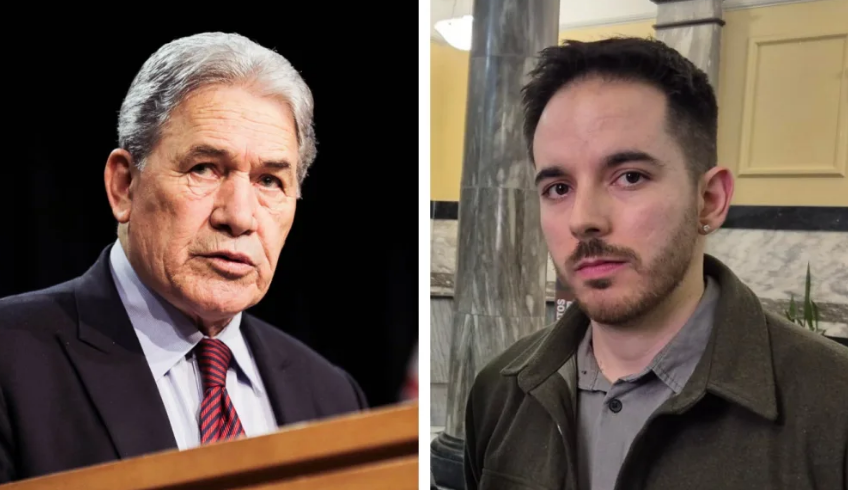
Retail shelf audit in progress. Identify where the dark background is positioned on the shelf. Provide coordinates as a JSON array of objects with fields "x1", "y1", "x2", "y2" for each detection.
[{"x1": 5, "y1": 8, "x2": 419, "y2": 408}]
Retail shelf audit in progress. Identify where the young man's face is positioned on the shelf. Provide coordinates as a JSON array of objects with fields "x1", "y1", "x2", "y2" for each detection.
[{"x1": 532, "y1": 76, "x2": 702, "y2": 325}]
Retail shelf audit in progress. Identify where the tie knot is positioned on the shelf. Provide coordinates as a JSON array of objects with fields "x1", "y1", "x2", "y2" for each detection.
[{"x1": 195, "y1": 338, "x2": 233, "y2": 390}]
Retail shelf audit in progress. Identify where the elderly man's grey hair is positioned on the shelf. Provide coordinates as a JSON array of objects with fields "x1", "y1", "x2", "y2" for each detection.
[{"x1": 117, "y1": 32, "x2": 316, "y2": 196}]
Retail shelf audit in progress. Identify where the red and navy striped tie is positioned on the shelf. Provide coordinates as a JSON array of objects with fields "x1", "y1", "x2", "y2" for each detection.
[{"x1": 195, "y1": 338, "x2": 245, "y2": 444}]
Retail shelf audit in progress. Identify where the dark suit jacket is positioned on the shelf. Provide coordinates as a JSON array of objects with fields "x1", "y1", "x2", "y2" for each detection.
[{"x1": 0, "y1": 245, "x2": 368, "y2": 483}]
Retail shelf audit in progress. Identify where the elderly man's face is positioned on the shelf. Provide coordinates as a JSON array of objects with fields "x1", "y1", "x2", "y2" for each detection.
[{"x1": 110, "y1": 85, "x2": 299, "y2": 327}]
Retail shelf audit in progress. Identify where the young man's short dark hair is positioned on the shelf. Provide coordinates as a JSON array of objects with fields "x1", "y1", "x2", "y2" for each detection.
[{"x1": 522, "y1": 37, "x2": 718, "y2": 184}]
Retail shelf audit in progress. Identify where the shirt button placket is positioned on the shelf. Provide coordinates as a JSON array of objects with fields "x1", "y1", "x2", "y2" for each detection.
[{"x1": 609, "y1": 398, "x2": 623, "y2": 413}]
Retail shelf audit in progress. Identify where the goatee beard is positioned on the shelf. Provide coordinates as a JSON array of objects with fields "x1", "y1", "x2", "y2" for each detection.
[{"x1": 562, "y1": 210, "x2": 699, "y2": 326}]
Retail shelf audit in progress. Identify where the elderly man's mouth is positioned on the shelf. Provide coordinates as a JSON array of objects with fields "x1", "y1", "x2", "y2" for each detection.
[{"x1": 201, "y1": 252, "x2": 256, "y2": 276}]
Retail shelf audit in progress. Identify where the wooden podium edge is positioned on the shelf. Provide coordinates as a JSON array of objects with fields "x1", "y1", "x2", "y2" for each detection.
[
  {"x1": 247, "y1": 455, "x2": 418, "y2": 490},
  {"x1": 5, "y1": 402, "x2": 418, "y2": 490}
]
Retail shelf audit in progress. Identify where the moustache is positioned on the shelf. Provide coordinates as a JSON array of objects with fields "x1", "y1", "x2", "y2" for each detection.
[{"x1": 567, "y1": 238, "x2": 639, "y2": 269}]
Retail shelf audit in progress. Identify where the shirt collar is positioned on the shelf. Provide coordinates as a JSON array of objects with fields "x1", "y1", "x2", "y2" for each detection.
[
  {"x1": 108, "y1": 240, "x2": 264, "y2": 395},
  {"x1": 576, "y1": 327, "x2": 606, "y2": 392},
  {"x1": 644, "y1": 275, "x2": 720, "y2": 393}
]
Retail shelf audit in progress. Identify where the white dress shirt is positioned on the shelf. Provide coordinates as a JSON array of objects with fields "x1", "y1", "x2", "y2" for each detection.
[{"x1": 108, "y1": 240, "x2": 278, "y2": 450}]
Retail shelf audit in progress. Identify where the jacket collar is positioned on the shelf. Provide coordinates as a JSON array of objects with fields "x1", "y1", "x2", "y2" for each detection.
[{"x1": 501, "y1": 254, "x2": 778, "y2": 422}]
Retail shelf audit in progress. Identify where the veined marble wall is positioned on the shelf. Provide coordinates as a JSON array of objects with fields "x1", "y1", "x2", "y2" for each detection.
[{"x1": 431, "y1": 217, "x2": 848, "y2": 426}]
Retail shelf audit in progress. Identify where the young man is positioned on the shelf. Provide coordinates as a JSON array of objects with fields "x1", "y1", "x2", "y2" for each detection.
[{"x1": 464, "y1": 37, "x2": 848, "y2": 490}]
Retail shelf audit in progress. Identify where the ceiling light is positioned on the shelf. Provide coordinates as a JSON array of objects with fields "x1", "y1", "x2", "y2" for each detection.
[{"x1": 434, "y1": 15, "x2": 473, "y2": 51}]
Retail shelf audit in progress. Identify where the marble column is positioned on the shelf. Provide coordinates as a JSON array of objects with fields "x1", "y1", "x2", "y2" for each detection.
[
  {"x1": 652, "y1": 0, "x2": 724, "y2": 88},
  {"x1": 429, "y1": 0, "x2": 559, "y2": 488}
]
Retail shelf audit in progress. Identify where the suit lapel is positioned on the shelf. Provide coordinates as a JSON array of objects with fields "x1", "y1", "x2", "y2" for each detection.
[
  {"x1": 61, "y1": 245, "x2": 177, "y2": 459},
  {"x1": 241, "y1": 316, "x2": 318, "y2": 427}
]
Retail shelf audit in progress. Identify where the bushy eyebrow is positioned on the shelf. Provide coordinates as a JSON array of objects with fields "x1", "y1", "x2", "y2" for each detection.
[
  {"x1": 178, "y1": 144, "x2": 292, "y2": 172},
  {"x1": 534, "y1": 150, "x2": 663, "y2": 186}
]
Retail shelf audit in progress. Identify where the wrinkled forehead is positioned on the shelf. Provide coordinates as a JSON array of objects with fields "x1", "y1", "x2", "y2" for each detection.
[{"x1": 160, "y1": 85, "x2": 300, "y2": 166}]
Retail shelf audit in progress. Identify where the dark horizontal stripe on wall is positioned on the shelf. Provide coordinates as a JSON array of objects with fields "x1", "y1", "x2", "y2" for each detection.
[
  {"x1": 431, "y1": 201, "x2": 459, "y2": 220},
  {"x1": 723, "y1": 206, "x2": 847, "y2": 232},
  {"x1": 430, "y1": 201, "x2": 847, "y2": 232}
]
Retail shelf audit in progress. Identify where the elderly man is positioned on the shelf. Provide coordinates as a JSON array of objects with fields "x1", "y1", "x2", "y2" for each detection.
[{"x1": 0, "y1": 32, "x2": 366, "y2": 483}]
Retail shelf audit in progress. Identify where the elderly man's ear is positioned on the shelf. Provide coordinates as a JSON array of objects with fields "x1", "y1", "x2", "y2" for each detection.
[{"x1": 104, "y1": 149, "x2": 136, "y2": 224}]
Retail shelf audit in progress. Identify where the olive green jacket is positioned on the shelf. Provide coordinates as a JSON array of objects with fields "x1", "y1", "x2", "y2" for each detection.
[{"x1": 464, "y1": 254, "x2": 848, "y2": 490}]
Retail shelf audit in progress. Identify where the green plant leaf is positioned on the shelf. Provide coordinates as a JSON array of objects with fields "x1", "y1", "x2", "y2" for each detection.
[
  {"x1": 805, "y1": 263, "x2": 811, "y2": 289},
  {"x1": 804, "y1": 300, "x2": 814, "y2": 330},
  {"x1": 788, "y1": 294, "x2": 797, "y2": 320},
  {"x1": 811, "y1": 300, "x2": 820, "y2": 333},
  {"x1": 803, "y1": 263, "x2": 814, "y2": 330},
  {"x1": 804, "y1": 263, "x2": 812, "y2": 305}
]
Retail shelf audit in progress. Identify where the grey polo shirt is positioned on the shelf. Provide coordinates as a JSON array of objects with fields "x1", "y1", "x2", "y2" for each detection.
[{"x1": 571, "y1": 275, "x2": 720, "y2": 490}]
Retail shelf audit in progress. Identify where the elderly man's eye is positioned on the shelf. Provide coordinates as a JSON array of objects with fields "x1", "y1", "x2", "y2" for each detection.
[
  {"x1": 259, "y1": 175, "x2": 283, "y2": 189},
  {"x1": 190, "y1": 164, "x2": 214, "y2": 175}
]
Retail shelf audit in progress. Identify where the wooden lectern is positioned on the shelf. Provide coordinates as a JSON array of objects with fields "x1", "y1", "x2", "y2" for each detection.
[{"x1": 3, "y1": 402, "x2": 418, "y2": 490}]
